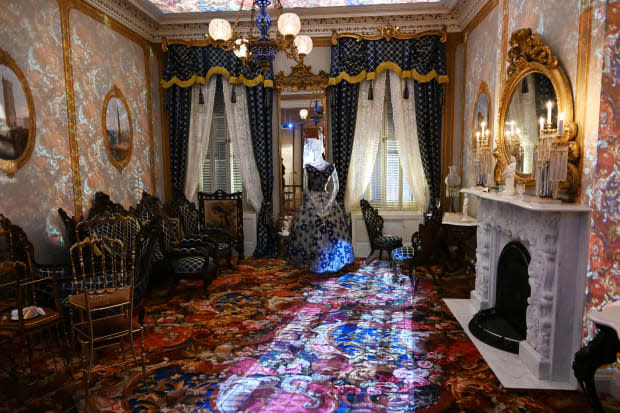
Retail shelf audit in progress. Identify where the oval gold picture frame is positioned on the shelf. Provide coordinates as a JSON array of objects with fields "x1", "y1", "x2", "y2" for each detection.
[
  {"x1": 102, "y1": 85, "x2": 133, "y2": 172},
  {"x1": 0, "y1": 48, "x2": 36, "y2": 178}
]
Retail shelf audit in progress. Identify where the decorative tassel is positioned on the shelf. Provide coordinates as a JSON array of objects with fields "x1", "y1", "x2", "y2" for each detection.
[
  {"x1": 198, "y1": 86, "x2": 205, "y2": 105},
  {"x1": 403, "y1": 81, "x2": 409, "y2": 100},
  {"x1": 368, "y1": 80, "x2": 374, "y2": 100},
  {"x1": 231, "y1": 86, "x2": 236, "y2": 103}
]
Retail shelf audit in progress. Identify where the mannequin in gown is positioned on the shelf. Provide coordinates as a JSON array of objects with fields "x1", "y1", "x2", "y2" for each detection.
[{"x1": 284, "y1": 139, "x2": 354, "y2": 273}]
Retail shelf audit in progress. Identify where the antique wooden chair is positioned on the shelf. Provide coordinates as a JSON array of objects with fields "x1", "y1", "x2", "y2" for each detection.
[
  {"x1": 0, "y1": 218, "x2": 66, "y2": 392},
  {"x1": 360, "y1": 199, "x2": 403, "y2": 261},
  {"x1": 75, "y1": 214, "x2": 159, "y2": 324},
  {"x1": 172, "y1": 190, "x2": 236, "y2": 266},
  {"x1": 158, "y1": 215, "x2": 218, "y2": 296},
  {"x1": 392, "y1": 209, "x2": 445, "y2": 290},
  {"x1": 198, "y1": 190, "x2": 244, "y2": 264},
  {"x1": 68, "y1": 236, "x2": 146, "y2": 412}
]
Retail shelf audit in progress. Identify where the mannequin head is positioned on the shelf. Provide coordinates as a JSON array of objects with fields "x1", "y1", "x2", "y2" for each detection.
[{"x1": 303, "y1": 138, "x2": 327, "y2": 168}]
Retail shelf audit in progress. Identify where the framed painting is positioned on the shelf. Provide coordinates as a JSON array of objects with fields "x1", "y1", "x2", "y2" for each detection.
[{"x1": 102, "y1": 85, "x2": 132, "y2": 171}]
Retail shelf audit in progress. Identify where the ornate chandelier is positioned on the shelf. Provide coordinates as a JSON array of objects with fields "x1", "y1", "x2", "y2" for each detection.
[{"x1": 206, "y1": 0, "x2": 313, "y2": 73}]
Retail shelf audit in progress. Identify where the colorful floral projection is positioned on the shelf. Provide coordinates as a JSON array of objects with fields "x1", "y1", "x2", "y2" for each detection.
[
  {"x1": 584, "y1": 1, "x2": 620, "y2": 342},
  {"x1": 146, "y1": 0, "x2": 439, "y2": 13}
]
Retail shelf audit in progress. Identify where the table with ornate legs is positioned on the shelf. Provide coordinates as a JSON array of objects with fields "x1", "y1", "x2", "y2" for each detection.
[{"x1": 573, "y1": 301, "x2": 620, "y2": 413}]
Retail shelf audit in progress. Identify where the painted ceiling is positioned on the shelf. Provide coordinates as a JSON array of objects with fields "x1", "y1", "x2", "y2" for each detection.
[{"x1": 145, "y1": 0, "x2": 440, "y2": 14}]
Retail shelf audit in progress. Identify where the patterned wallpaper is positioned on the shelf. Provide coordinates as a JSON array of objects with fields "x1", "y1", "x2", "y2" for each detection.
[
  {"x1": 70, "y1": 9, "x2": 152, "y2": 210},
  {"x1": 584, "y1": 0, "x2": 619, "y2": 341},
  {"x1": 0, "y1": 0, "x2": 157, "y2": 262},
  {"x1": 462, "y1": 3, "x2": 502, "y2": 189},
  {"x1": 0, "y1": 0, "x2": 73, "y2": 262}
]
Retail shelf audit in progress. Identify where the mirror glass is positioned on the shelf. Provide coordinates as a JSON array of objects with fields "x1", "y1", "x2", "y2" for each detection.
[
  {"x1": 279, "y1": 90, "x2": 327, "y2": 214},
  {"x1": 474, "y1": 91, "x2": 489, "y2": 142},
  {"x1": 0, "y1": 64, "x2": 31, "y2": 161},
  {"x1": 104, "y1": 94, "x2": 131, "y2": 163},
  {"x1": 504, "y1": 72, "x2": 557, "y2": 175}
]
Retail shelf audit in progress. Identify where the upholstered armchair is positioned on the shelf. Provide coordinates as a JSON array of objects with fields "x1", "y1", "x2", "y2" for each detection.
[
  {"x1": 172, "y1": 190, "x2": 235, "y2": 266},
  {"x1": 198, "y1": 190, "x2": 244, "y2": 264}
]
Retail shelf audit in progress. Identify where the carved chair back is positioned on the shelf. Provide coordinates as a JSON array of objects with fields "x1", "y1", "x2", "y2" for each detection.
[
  {"x1": 74, "y1": 214, "x2": 157, "y2": 310},
  {"x1": 360, "y1": 199, "x2": 384, "y2": 242},
  {"x1": 412, "y1": 209, "x2": 444, "y2": 265},
  {"x1": 171, "y1": 191, "x2": 202, "y2": 238},
  {"x1": 198, "y1": 190, "x2": 244, "y2": 255},
  {"x1": 0, "y1": 214, "x2": 35, "y2": 265}
]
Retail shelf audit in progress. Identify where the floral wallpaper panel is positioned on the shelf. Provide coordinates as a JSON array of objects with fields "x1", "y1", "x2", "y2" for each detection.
[
  {"x1": 70, "y1": 9, "x2": 152, "y2": 211},
  {"x1": 0, "y1": 0, "x2": 72, "y2": 262}
]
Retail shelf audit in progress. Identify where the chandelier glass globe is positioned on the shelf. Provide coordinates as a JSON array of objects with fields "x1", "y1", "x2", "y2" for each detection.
[
  {"x1": 294, "y1": 35, "x2": 313, "y2": 56},
  {"x1": 278, "y1": 13, "x2": 301, "y2": 37},
  {"x1": 209, "y1": 19, "x2": 232, "y2": 41}
]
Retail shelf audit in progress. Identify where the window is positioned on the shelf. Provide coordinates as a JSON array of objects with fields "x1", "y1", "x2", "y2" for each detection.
[
  {"x1": 365, "y1": 76, "x2": 416, "y2": 209},
  {"x1": 200, "y1": 79, "x2": 246, "y2": 203}
]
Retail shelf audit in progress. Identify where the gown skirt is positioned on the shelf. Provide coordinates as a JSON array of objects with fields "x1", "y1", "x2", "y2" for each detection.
[{"x1": 284, "y1": 192, "x2": 354, "y2": 273}]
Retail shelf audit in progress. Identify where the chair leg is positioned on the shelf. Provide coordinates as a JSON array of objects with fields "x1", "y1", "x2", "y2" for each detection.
[
  {"x1": 138, "y1": 307, "x2": 145, "y2": 326},
  {"x1": 136, "y1": 327, "x2": 147, "y2": 382},
  {"x1": 85, "y1": 342, "x2": 94, "y2": 413},
  {"x1": 367, "y1": 248, "x2": 375, "y2": 261}
]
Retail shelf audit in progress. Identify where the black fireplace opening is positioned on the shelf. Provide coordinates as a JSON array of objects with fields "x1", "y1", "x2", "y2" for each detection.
[{"x1": 469, "y1": 241, "x2": 531, "y2": 353}]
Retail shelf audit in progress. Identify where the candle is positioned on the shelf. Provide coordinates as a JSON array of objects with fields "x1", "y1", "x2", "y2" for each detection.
[
  {"x1": 481, "y1": 122, "x2": 486, "y2": 139},
  {"x1": 539, "y1": 117, "x2": 545, "y2": 134},
  {"x1": 476, "y1": 131, "x2": 481, "y2": 148},
  {"x1": 485, "y1": 129, "x2": 490, "y2": 145},
  {"x1": 547, "y1": 101, "x2": 552, "y2": 124},
  {"x1": 558, "y1": 112, "x2": 564, "y2": 135}
]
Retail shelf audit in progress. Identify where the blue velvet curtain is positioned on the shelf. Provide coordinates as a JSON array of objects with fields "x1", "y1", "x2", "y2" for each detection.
[
  {"x1": 168, "y1": 85, "x2": 191, "y2": 191},
  {"x1": 329, "y1": 34, "x2": 447, "y2": 210},
  {"x1": 414, "y1": 79, "x2": 444, "y2": 209},
  {"x1": 163, "y1": 44, "x2": 278, "y2": 257},
  {"x1": 162, "y1": 44, "x2": 272, "y2": 88},
  {"x1": 329, "y1": 81, "x2": 359, "y2": 208},
  {"x1": 247, "y1": 85, "x2": 278, "y2": 257}
]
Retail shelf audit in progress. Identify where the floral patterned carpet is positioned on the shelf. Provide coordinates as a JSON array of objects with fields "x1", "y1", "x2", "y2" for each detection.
[{"x1": 3, "y1": 258, "x2": 620, "y2": 412}]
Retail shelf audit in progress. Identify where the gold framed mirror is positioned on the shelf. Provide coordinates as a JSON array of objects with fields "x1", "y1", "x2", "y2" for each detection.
[
  {"x1": 275, "y1": 63, "x2": 329, "y2": 215},
  {"x1": 473, "y1": 81, "x2": 491, "y2": 152},
  {"x1": 0, "y1": 48, "x2": 36, "y2": 178},
  {"x1": 102, "y1": 85, "x2": 133, "y2": 172},
  {"x1": 494, "y1": 28, "x2": 579, "y2": 196}
]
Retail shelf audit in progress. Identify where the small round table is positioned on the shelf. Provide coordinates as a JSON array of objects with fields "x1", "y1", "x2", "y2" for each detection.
[
  {"x1": 440, "y1": 213, "x2": 478, "y2": 275},
  {"x1": 573, "y1": 301, "x2": 620, "y2": 413}
]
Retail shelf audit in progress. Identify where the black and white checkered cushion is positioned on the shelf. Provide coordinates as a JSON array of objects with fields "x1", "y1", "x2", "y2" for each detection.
[
  {"x1": 172, "y1": 256, "x2": 206, "y2": 273},
  {"x1": 373, "y1": 235, "x2": 403, "y2": 249},
  {"x1": 392, "y1": 246, "x2": 415, "y2": 262}
]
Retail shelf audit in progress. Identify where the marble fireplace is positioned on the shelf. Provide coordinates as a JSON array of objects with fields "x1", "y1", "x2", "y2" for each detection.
[{"x1": 448, "y1": 188, "x2": 591, "y2": 389}]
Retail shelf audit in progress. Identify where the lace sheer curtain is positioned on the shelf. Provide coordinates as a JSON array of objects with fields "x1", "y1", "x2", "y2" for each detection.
[
  {"x1": 389, "y1": 71, "x2": 430, "y2": 212},
  {"x1": 184, "y1": 81, "x2": 217, "y2": 203},
  {"x1": 344, "y1": 71, "x2": 387, "y2": 213},
  {"x1": 221, "y1": 81, "x2": 263, "y2": 213}
]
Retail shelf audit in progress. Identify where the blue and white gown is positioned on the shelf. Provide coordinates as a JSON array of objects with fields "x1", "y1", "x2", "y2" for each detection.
[{"x1": 284, "y1": 162, "x2": 354, "y2": 273}]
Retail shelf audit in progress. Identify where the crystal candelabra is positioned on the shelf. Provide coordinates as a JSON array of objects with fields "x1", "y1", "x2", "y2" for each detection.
[
  {"x1": 534, "y1": 119, "x2": 568, "y2": 199},
  {"x1": 474, "y1": 122, "x2": 492, "y2": 187}
]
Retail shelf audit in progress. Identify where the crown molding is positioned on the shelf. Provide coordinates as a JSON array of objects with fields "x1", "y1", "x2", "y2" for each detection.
[
  {"x1": 84, "y1": 0, "x2": 487, "y2": 43},
  {"x1": 84, "y1": 0, "x2": 159, "y2": 41}
]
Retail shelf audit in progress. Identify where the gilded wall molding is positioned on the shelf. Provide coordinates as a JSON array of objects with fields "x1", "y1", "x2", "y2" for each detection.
[
  {"x1": 331, "y1": 23, "x2": 447, "y2": 44},
  {"x1": 58, "y1": 0, "x2": 84, "y2": 218}
]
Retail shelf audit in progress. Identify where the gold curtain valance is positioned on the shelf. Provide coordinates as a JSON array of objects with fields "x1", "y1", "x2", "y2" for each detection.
[
  {"x1": 161, "y1": 66, "x2": 273, "y2": 89},
  {"x1": 328, "y1": 62, "x2": 448, "y2": 86}
]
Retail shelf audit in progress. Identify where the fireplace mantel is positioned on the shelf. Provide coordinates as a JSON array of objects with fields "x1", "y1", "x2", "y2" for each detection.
[{"x1": 459, "y1": 188, "x2": 591, "y2": 388}]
